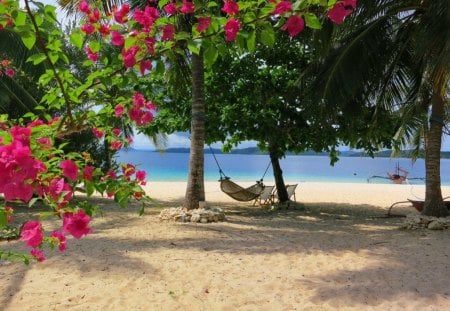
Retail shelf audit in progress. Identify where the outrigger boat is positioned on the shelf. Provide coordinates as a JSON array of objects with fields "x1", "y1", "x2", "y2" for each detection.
[{"x1": 367, "y1": 163, "x2": 424, "y2": 184}]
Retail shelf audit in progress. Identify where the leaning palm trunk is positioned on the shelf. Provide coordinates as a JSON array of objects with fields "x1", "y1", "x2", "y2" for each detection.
[
  {"x1": 423, "y1": 91, "x2": 448, "y2": 217},
  {"x1": 184, "y1": 52, "x2": 205, "y2": 210}
]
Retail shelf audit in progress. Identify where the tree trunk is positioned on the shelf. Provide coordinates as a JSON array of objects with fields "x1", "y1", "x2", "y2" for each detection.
[
  {"x1": 184, "y1": 52, "x2": 205, "y2": 210},
  {"x1": 423, "y1": 92, "x2": 448, "y2": 217},
  {"x1": 269, "y1": 145, "x2": 288, "y2": 203}
]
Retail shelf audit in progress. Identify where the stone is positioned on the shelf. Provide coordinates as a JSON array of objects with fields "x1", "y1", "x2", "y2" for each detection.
[
  {"x1": 427, "y1": 221, "x2": 445, "y2": 230},
  {"x1": 159, "y1": 205, "x2": 226, "y2": 223}
]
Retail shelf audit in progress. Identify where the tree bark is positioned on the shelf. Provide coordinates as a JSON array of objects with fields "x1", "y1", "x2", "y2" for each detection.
[
  {"x1": 423, "y1": 91, "x2": 448, "y2": 217},
  {"x1": 269, "y1": 144, "x2": 288, "y2": 203},
  {"x1": 184, "y1": 52, "x2": 205, "y2": 210}
]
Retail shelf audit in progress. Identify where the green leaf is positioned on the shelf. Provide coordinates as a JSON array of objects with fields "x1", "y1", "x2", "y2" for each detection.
[
  {"x1": 27, "y1": 53, "x2": 47, "y2": 65},
  {"x1": 44, "y1": 5, "x2": 57, "y2": 23},
  {"x1": 85, "y1": 181, "x2": 95, "y2": 197},
  {"x1": 328, "y1": 0, "x2": 338, "y2": 7},
  {"x1": 94, "y1": 183, "x2": 106, "y2": 195},
  {"x1": 207, "y1": 1, "x2": 218, "y2": 8},
  {"x1": 21, "y1": 32, "x2": 36, "y2": 50},
  {"x1": 89, "y1": 41, "x2": 100, "y2": 53},
  {"x1": 204, "y1": 44, "x2": 218, "y2": 67},
  {"x1": 247, "y1": 30, "x2": 256, "y2": 52},
  {"x1": 260, "y1": 27, "x2": 275, "y2": 47},
  {"x1": 139, "y1": 204, "x2": 145, "y2": 216},
  {"x1": 40, "y1": 211, "x2": 56, "y2": 218},
  {"x1": 304, "y1": 13, "x2": 322, "y2": 29},
  {"x1": 48, "y1": 52, "x2": 59, "y2": 64},
  {"x1": 28, "y1": 197, "x2": 39, "y2": 208},
  {"x1": 70, "y1": 32, "x2": 84, "y2": 49},
  {"x1": 187, "y1": 39, "x2": 201, "y2": 55},
  {"x1": 13, "y1": 10, "x2": 27, "y2": 27},
  {"x1": 0, "y1": 210, "x2": 7, "y2": 227},
  {"x1": 114, "y1": 190, "x2": 130, "y2": 208}
]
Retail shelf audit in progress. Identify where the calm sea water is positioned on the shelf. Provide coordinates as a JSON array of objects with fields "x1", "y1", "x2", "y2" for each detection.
[{"x1": 116, "y1": 149, "x2": 450, "y2": 185}]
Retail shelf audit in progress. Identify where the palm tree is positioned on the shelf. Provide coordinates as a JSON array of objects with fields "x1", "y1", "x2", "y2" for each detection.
[
  {"x1": 305, "y1": 0, "x2": 449, "y2": 217},
  {"x1": 0, "y1": 29, "x2": 45, "y2": 118}
]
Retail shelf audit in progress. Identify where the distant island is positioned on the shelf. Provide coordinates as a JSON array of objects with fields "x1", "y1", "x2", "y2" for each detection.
[{"x1": 134, "y1": 147, "x2": 450, "y2": 159}]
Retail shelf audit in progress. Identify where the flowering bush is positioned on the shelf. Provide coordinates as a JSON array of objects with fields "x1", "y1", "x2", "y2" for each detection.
[{"x1": 0, "y1": 0, "x2": 356, "y2": 263}]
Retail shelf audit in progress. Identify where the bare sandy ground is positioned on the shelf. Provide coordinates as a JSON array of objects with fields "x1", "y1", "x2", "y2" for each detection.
[{"x1": 1, "y1": 181, "x2": 450, "y2": 311}]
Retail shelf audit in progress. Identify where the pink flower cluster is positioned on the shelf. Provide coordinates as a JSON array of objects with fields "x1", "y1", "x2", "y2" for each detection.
[
  {"x1": 0, "y1": 59, "x2": 15, "y2": 78},
  {"x1": 0, "y1": 126, "x2": 46, "y2": 202},
  {"x1": 20, "y1": 210, "x2": 92, "y2": 261},
  {"x1": 328, "y1": 0, "x2": 358, "y2": 24},
  {"x1": 129, "y1": 92, "x2": 156, "y2": 126}
]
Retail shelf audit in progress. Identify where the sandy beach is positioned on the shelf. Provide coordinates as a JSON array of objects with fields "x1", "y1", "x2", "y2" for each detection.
[{"x1": 1, "y1": 181, "x2": 450, "y2": 310}]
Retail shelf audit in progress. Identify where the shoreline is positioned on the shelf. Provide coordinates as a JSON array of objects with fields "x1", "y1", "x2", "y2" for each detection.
[{"x1": 143, "y1": 181, "x2": 450, "y2": 209}]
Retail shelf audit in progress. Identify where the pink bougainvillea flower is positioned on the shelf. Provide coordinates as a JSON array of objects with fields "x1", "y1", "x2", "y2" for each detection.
[
  {"x1": 161, "y1": 24, "x2": 175, "y2": 41},
  {"x1": 3, "y1": 182, "x2": 34, "y2": 203},
  {"x1": 111, "y1": 31, "x2": 125, "y2": 46},
  {"x1": 134, "y1": 6, "x2": 159, "y2": 31},
  {"x1": 136, "y1": 170, "x2": 146, "y2": 181},
  {"x1": 79, "y1": 1, "x2": 91, "y2": 14},
  {"x1": 272, "y1": 0, "x2": 292, "y2": 15},
  {"x1": 85, "y1": 46, "x2": 99, "y2": 62},
  {"x1": 122, "y1": 163, "x2": 136, "y2": 177},
  {"x1": 328, "y1": 0, "x2": 357, "y2": 24},
  {"x1": 222, "y1": 0, "x2": 239, "y2": 15},
  {"x1": 114, "y1": 4, "x2": 130, "y2": 24},
  {"x1": 224, "y1": 18, "x2": 241, "y2": 42},
  {"x1": 10, "y1": 126, "x2": 31, "y2": 145},
  {"x1": 37, "y1": 137, "x2": 52, "y2": 150},
  {"x1": 47, "y1": 178, "x2": 64, "y2": 200},
  {"x1": 110, "y1": 141, "x2": 122, "y2": 150},
  {"x1": 30, "y1": 248, "x2": 45, "y2": 262},
  {"x1": 114, "y1": 105, "x2": 124, "y2": 117},
  {"x1": 20, "y1": 221, "x2": 43, "y2": 248},
  {"x1": 121, "y1": 46, "x2": 140, "y2": 68},
  {"x1": 92, "y1": 128, "x2": 104, "y2": 138},
  {"x1": 88, "y1": 8, "x2": 100, "y2": 23},
  {"x1": 112, "y1": 128, "x2": 121, "y2": 136},
  {"x1": 197, "y1": 17, "x2": 211, "y2": 32},
  {"x1": 180, "y1": 0, "x2": 195, "y2": 14},
  {"x1": 106, "y1": 170, "x2": 118, "y2": 180},
  {"x1": 60, "y1": 159, "x2": 78, "y2": 182},
  {"x1": 5, "y1": 68, "x2": 14, "y2": 77},
  {"x1": 139, "y1": 59, "x2": 152, "y2": 76},
  {"x1": 164, "y1": 3, "x2": 177, "y2": 15},
  {"x1": 80, "y1": 22, "x2": 95, "y2": 35},
  {"x1": 344, "y1": 0, "x2": 357, "y2": 9},
  {"x1": 145, "y1": 37, "x2": 156, "y2": 55},
  {"x1": 50, "y1": 231, "x2": 67, "y2": 252},
  {"x1": 127, "y1": 137, "x2": 133, "y2": 144},
  {"x1": 281, "y1": 15, "x2": 305, "y2": 37},
  {"x1": 98, "y1": 24, "x2": 111, "y2": 37},
  {"x1": 63, "y1": 210, "x2": 93, "y2": 239},
  {"x1": 83, "y1": 166, "x2": 95, "y2": 181}
]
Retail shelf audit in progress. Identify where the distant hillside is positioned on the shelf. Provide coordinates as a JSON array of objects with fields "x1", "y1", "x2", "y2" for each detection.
[{"x1": 149, "y1": 147, "x2": 450, "y2": 159}]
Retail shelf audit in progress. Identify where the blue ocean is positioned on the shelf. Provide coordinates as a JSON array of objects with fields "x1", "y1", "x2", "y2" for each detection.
[{"x1": 116, "y1": 149, "x2": 450, "y2": 185}]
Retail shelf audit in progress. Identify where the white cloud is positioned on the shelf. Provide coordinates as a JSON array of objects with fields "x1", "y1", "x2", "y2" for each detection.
[
  {"x1": 132, "y1": 132, "x2": 258, "y2": 150},
  {"x1": 131, "y1": 132, "x2": 190, "y2": 150}
]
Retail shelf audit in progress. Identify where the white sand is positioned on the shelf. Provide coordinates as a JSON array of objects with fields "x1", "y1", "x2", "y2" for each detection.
[{"x1": 1, "y1": 181, "x2": 450, "y2": 310}]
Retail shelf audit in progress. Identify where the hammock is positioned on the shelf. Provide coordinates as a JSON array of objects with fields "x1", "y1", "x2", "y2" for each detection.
[
  {"x1": 220, "y1": 178, "x2": 264, "y2": 202},
  {"x1": 209, "y1": 146, "x2": 270, "y2": 202}
]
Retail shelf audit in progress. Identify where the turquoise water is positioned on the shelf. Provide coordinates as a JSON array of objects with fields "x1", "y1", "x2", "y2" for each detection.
[{"x1": 116, "y1": 149, "x2": 450, "y2": 185}]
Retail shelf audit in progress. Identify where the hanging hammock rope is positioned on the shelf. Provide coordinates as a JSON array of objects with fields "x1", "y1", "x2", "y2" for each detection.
[{"x1": 209, "y1": 146, "x2": 270, "y2": 202}]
